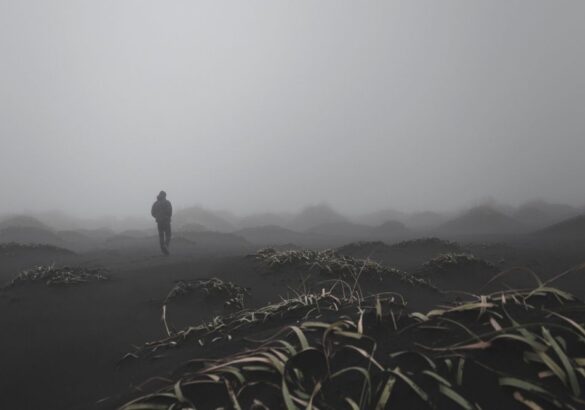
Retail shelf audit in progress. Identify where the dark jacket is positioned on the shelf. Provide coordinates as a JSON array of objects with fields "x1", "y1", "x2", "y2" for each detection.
[{"x1": 151, "y1": 199, "x2": 172, "y2": 224}]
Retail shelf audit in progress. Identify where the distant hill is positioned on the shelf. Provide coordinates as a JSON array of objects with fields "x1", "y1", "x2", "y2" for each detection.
[
  {"x1": 31, "y1": 210, "x2": 82, "y2": 230},
  {"x1": 238, "y1": 219, "x2": 411, "y2": 248},
  {"x1": 0, "y1": 215, "x2": 49, "y2": 230},
  {"x1": 176, "y1": 222, "x2": 209, "y2": 233},
  {"x1": 0, "y1": 226, "x2": 64, "y2": 246},
  {"x1": 57, "y1": 230, "x2": 100, "y2": 251},
  {"x1": 74, "y1": 228, "x2": 117, "y2": 242},
  {"x1": 104, "y1": 234, "x2": 144, "y2": 246},
  {"x1": 306, "y1": 220, "x2": 410, "y2": 243},
  {"x1": 405, "y1": 212, "x2": 448, "y2": 231},
  {"x1": 175, "y1": 230, "x2": 252, "y2": 252},
  {"x1": 336, "y1": 237, "x2": 461, "y2": 269},
  {"x1": 287, "y1": 204, "x2": 348, "y2": 232},
  {"x1": 514, "y1": 201, "x2": 580, "y2": 229},
  {"x1": 117, "y1": 229, "x2": 153, "y2": 238},
  {"x1": 4, "y1": 200, "x2": 582, "y2": 247},
  {"x1": 236, "y1": 225, "x2": 309, "y2": 247},
  {"x1": 307, "y1": 221, "x2": 373, "y2": 237},
  {"x1": 101, "y1": 230, "x2": 251, "y2": 253},
  {"x1": 371, "y1": 220, "x2": 409, "y2": 236},
  {"x1": 173, "y1": 206, "x2": 236, "y2": 232},
  {"x1": 356, "y1": 209, "x2": 408, "y2": 227},
  {"x1": 535, "y1": 214, "x2": 585, "y2": 239},
  {"x1": 436, "y1": 206, "x2": 526, "y2": 237},
  {"x1": 46, "y1": 228, "x2": 154, "y2": 252},
  {"x1": 238, "y1": 212, "x2": 293, "y2": 229}
]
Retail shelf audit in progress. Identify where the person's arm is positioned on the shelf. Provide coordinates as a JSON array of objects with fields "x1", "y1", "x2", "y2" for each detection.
[
  {"x1": 168, "y1": 201, "x2": 173, "y2": 218},
  {"x1": 151, "y1": 203, "x2": 156, "y2": 218}
]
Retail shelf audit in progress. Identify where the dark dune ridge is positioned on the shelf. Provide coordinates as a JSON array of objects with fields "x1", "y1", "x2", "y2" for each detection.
[{"x1": 1, "y1": 201, "x2": 584, "y2": 252}]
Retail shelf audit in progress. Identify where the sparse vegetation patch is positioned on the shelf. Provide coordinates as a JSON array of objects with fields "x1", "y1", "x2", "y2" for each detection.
[
  {"x1": 6, "y1": 264, "x2": 108, "y2": 287},
  {"x1": 254, "y1": 248, "x2": 434, "y2": 288},
  {"x1": 0, "y1": 242, "x2": 73, "y2": 255},
  {"x1": 423, "y1": 253, "x2": 496, "y2": 273},
  {"x1": 122, "y1": 281, "x2": 407, "y2": 370},
  {"x1": 391, "y1": 237, "x2": 460, "y2": 250},
  {"x1": 165, "y1": 277, "x2": 250, "y2": 311},
  {"x1": 336, "y1": 240, "x2": 388, "y2": 254},
  {"x1": 120, "y1": 283, "x2": 585, "y2": 409}
]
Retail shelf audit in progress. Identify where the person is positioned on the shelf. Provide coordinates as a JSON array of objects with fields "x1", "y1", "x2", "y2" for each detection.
[{"x1": 151, "y1": 190, "x2": 172, "y2": 255}]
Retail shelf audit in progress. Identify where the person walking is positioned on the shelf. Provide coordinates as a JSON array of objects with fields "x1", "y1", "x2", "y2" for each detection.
[{"x1": 151, "y1": 190, "x2": 172, "y2": 255}]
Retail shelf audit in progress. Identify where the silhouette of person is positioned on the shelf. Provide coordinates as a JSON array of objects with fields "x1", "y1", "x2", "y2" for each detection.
[{"x1": 151, "y1": 190, "x2": 172, "y2": 255}]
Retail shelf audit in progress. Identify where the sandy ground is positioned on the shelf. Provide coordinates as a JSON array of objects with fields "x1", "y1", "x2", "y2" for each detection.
[{"x1": 1, "y1": 239, "x2": 584, "y2": 409}]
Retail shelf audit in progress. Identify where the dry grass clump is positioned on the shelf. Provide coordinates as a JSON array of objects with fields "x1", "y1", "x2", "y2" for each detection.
[
  {"x1": 336, "y1": 241, "x2": 388, "y2": 254},
  {"x1": 255, "y1": 248, "x2": 434, "y2": 289},
  {"x1": 165, "y1": 277, "x2": 250, "y2": 311},
  {"x1": 130, "y1": 280, "x2": 404, "y2": 360},
  {"x1": 121, "y1": 276, "x2": 585, "y2": 410},
  {"x1": 0, "y1": 242, "x2": 73, "y2": 255},
  {"x1": 6, "y1": 264, "x2": 108, "y2": 287},
  {"x1": 391, "y1": 237, "x2": 460, "y2": 250},
  {"x1": 423, "y1": 253, "x2": 495, "y2": 273},
  {"x1": 125, "y1": 279, "x2": 252, "y2": 358}
]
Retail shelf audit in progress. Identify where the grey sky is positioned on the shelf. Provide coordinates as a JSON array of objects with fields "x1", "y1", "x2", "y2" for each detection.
[{"x1": 1, "y1": 1, "x2": 584, "y2": 217}]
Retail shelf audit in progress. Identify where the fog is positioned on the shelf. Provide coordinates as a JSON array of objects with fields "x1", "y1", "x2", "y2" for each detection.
[{"x1": 1, "y1": 1, "x2": 584, "y2": 219}]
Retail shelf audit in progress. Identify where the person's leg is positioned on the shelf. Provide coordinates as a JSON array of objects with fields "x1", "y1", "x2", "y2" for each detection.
[
  {"x1": 157, "y1": 222, "x2": 167, "y2": 254},
  {"x1": 165, "y1": 223, "x2": 172, "y2": 249}
]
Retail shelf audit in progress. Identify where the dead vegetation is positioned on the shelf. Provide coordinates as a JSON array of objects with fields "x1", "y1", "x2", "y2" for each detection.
[
  {"x1": 165, "y1": 277, "x2": 250, "y2": 311},
  {"x1": 0, "y1": 242, "x2": 73, "y2": 255},
  {"x1": 336, "y1": 240, "x2": 388, "y2": 254},
  {"x1": 423, "y1": 253, "x2": 496, "y2": 273},
  {"x1": 391, "y1": 237, "x2": 460, "y2": 251},
  {"x1": 254, "y1": 248, "x2": 434, "y2": 289},
  {"x1": 5, "y1": 264, "x2": 108, "y2": 287},
  {"x1": 120, "y1": 266, "x2": 585, "y2": 410},
  {"x1": 121, "y1": 279, "x2": 407, "y2": 375}
]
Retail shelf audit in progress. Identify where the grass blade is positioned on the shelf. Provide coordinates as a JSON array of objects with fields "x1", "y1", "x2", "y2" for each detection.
[{"x1": 439, "y1": 384, "x2": 476, "y2": 410}]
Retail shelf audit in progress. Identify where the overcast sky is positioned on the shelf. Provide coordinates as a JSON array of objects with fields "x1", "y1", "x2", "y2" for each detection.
[{"x1": 1, "y1": 1, "x2": 584, "y2": 217}]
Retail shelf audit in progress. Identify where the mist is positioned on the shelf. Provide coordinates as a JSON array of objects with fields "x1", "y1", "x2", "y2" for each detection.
[
  {"x1": 5, "y1": 4, "x2": 585, "y2": 409},
  {"x1": 1, "y1": 1, "x2": 584, "y2": 219}
]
